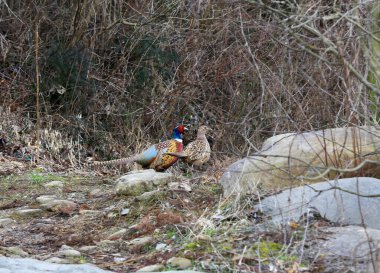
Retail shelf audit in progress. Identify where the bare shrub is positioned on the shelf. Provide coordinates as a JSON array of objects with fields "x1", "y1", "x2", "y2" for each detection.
[{"x1": 0, "y1": 0, "x2": 378, "y2": 165}]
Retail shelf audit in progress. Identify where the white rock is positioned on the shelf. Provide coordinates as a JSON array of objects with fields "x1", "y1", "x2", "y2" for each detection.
[
  {"x1": 128, "y1": 236, "x2": 153, "y2": 246},
  {"x1": 257, "y1": 177, "x2": 380, "y2": 229},
  {"x1": 155, "y1": 243, "x2": 169, "y2": 251},
  {"x1": 221, "y1": 126, "x2": 380, "y2": 196},
  {"x1": 113, "y1": 257, "x2": 126, "y2": 263},
  {"x1": 120, "y1": 208, "x2": 130, "y2": 215},
  {"x1": 115, "y1": 170, "x2": 175, "y2": 196}
]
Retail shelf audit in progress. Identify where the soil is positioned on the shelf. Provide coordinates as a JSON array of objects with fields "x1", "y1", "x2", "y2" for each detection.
[{"x1": 0, "y1": 158, "x2": 328, "y2": 272}]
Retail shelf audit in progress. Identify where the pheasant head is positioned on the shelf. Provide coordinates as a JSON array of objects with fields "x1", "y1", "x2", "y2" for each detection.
[
  {"x1": 172, "y1": 125, "x2": 188, "y2": 141},
  {"x1": 195, "y1": 125, "x2": 211, "y2": 140}
]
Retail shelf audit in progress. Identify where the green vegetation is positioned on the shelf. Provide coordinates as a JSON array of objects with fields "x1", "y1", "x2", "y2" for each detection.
[{"x1": 29, "y1": 172, "x2": 47, "y2": 185}]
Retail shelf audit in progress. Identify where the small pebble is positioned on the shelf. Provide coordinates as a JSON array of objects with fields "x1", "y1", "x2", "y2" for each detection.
[
  {"x1": 120, "y1": 208, "x2": 130, "y2": 215},
  {"x1": 155, "y1": 243, "x2": 169, "y2": 251}
]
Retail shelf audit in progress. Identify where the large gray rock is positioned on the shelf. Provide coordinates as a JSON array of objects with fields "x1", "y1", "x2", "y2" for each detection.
[
  {"x1": 220, "y1": 126, "x2": 380, "y2": 196},
  {"x1": 257, "y1": 177, "x2": 380, "y2": 229},
  {"x1": 318, "y1": 226, "x2": 380, "y2": 273},
  {"x1": 115, "y1": 169, "x2": 175, "y2": 195},
  {"x1": 0, "y1": 257, "x2": 113, "y2": 273}
]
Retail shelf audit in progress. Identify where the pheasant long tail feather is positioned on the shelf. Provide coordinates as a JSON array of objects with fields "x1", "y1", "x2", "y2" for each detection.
[{"x1": 92, "y1": 156, "x2": 136, "y2": 167}]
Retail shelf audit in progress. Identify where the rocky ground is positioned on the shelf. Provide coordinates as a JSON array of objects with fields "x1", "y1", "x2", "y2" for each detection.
[{"x1": 1, "y1": 158, "x2": 378, "y2": 273}]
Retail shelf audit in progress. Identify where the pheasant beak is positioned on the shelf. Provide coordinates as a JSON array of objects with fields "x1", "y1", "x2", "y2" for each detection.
[{"x1": 184, "y1": 127, "x2": 189, "y2": 132}]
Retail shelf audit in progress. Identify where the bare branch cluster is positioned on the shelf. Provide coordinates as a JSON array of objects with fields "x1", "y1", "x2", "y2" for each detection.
[{"x1": 0, "y1": 0, "x2": 378, "y2": 164}]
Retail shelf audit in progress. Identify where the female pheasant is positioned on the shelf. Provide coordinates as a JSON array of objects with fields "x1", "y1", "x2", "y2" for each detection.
[
  {"x1": 91, "y1": 125, "x2": 188, "y2": 172},
  {"x1": 165, "y1": 125, "x2": 211, "y2": 166}
]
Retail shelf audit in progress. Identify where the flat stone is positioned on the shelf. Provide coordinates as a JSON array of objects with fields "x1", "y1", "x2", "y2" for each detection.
[
  {"x1": 115, "y1": 170, "x2": 175, "y2": 196},
  {"x1": 128, "y1": 236, "x2": 153, "y2": 246},
  {"x1": 0, "y1": 218, "x2": 15, "y2": 228},
  {"x1": 44, "y1": 180, "x2": 64, "y2": 188},
  {"x1": 136, "y1": 264, "x2": 165, "y2": 272},
  {"x1": 0, "y1": 256, "x2": 114, "y2": 272},
  {"x1": 41, "y1": 200, "x2": 77, "y2": 215},
  {"x1": 167, "y1": 257, "x2": 192, "y2": 269},
  {"x1": 36, "y1": 195, "x2": 57, "y2": 204},
  {"x1": 107, "y1": 228, "x2": 127, "y2": 240},
  {"x1": 257, "y1": 177, "x2": 380, "y2": 229}
]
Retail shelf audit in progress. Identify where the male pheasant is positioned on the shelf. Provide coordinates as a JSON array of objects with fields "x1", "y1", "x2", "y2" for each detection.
[
  {"x1": 91, "y1": 125, "x2": 188, "y2": 172},
  {"x1": 165, "y1": 125, "x2": 211, "y2": 166}
]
